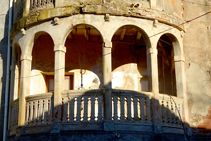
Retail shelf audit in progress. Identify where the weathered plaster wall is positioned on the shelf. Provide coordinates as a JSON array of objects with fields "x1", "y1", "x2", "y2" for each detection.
[
  {"x1": 182, "y1": 0, "x2": 211, "y2": 133},
  {"x1": 0, "y1": 0, "x2": 9, "y2": 139}
]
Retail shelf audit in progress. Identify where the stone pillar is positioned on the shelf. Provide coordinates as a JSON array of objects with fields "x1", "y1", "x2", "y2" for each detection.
[
  {"x1": 18, "y1": 55, "x2": 32, "y2": 126},
  {"x1": 23, "y1": 0, "x2": 30, "y2": 16},
  {"x1": 150, "y1": 0, "x2": 156, "y2": 9},
  {"x1": 147, "y1": 47, "x2": 162, "y2": 133},
  {"x1": 53, "y1": 45, "x2": 66, "y2": 122},
  {"x1": 102, "y1": 41, "x2": 112, "y2": 121},
  {"x1": 174, "y1": 55, "x2": 190, "y2": 124}
]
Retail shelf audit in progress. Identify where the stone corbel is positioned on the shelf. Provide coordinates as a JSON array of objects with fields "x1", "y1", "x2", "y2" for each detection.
[
  {"x1": 105, "y1": 14, "x2": 110, "y2": 22},
  {"x1": 153, "y1": 20, "x2": 158, "y2": 28}
]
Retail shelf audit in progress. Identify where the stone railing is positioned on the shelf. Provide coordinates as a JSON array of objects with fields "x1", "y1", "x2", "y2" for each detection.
[
  {"x1": 25, "y1": 93, "x2": 53, "y2": 126},
  {"x1": 9, "y1": 90, "x2": 184, "y2": 134},
  {"x1": 159, "y1": 94, "x2": 183, "y2": 127},
  {"x1": 10, "y1": 99, "x2": 19, "y2": 129},
  {"x1": 30, "y1": 0, "x2": 54, "y2": 12},
  {"x1": 61, "y1": 90, "x2": 103, "y2": 123},
  {"x1": 111, "y1": 90, "x2": 153, "y2": 123}
]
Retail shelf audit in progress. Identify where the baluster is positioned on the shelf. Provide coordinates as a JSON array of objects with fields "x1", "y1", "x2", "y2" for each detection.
[
  {"x1": 69, "y1": 97, "x2": 74, "y2": 122},
  {"x1": 134, "y1": 97, "x2": 138, "y2": 122},
  {"x1": 43, "y1": 99, "x2": 48, "y2": 124},
  {"x1": 171, "y1": 101, "x2": 175, "y2": 125},
  {"x1": 25, "y1": 102, "x2": 29, "y2": 125},
  {"x1": 33, "y1": 101, "x2": 37, "y2": 125},
  {"x1": 161, "y1": 100, "x2": 164, "y2": 124},
  {"x1": 76, "y1": 97, "x2": 81, "y2": 122},
  {"x1": 95, "y1": 97, "x2": 98, "y2": 121},
  {"x1": 29, "y1": 101, "x2": 33, "y2": 125},
  {"x1": 49, "y1": 98, "x2": 53, "y2": 123},
  {"x1": 37, "y1": 0, "x2": 41, "y2": 7},
  {"x1": 120, "y1": 96, "x2": 125, "y2": 121},
  {"x1": 164, "y1": 101, "x2": 168, "y2": 125},
  {"x1": 63, "y1": 97, "x2": 68, "y2": 122},
  {"x1": 140, "y1": 98, "x2": 145, "y2": 123},
  {"x1": 83, "y1": 96, "x2": 88, "y2": 122},
  {"x1": 30, "y1": 0, "x2": 33, "y2": 9},
  {"x1": 165, "y1": 101, "x2": 169, "y2": 124},
  {"x1": 90, "y1": 95, "x2": 95, "y2": 122},
  {"x1": 113, "y1": 96, "x2": 118, "y2": 121},
  {"x1": 127, "y1": 96, "x2": 132, "y2": 122},
  {"x1": 178, "y1": 103, "x2": 182, "y2": 125},
  {"x1": 38, "y1": 100, "x2": 43, "y2": 124},
  {"x1": 146, "y1": 98, "x2": 151, "y2": 123},
  {"x1": 98, "y1": 95, "x2": 103, "y2": 121},
  {"x1": 34, "y1": 0, "x2": 38, "y2": 7}
]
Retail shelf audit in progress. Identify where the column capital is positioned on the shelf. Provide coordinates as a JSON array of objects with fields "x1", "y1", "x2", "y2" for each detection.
[
  {"x1": 54, "y1": 45, "x2": 66, "y2": 53},
  {"x1": 21, "y1": 54, "x2": 32, "y2": 61},
  {"x1": 104, "y1": 41, "x2": 112, "y2": 48},
  {"x1": 174, "y1": 55, "x2": 185, "y2": 62},
  {"x1": 147, "y1": 48, "x2": 157, "y2": 55}
]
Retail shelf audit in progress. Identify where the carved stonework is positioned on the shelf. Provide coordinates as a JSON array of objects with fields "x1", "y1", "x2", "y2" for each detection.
[
  {"x1": 54, "y1": 17, "x2": 59, "y2": 25},
  {"x1": 105, "y1": 14, "x2": 109, "y2": 22}
]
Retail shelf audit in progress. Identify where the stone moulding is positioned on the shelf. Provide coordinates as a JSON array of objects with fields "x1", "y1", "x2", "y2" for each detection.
[{"x1": 10, "y1": 5, "x2": 185, "y2": 40}]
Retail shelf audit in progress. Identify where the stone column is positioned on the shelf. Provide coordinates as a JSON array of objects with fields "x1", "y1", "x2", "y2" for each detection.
[
  {"x1": 102, "y1": 42, "x2": 112, "y2": 121},
  {"x1": 18, "y1": 55, "x2": 32, "y2": 126},
  {"x1": 23, "y1": 0, "x2": 30, "y2": 16},
  {"x1": 53, "y1": 45, "x2": 66, "y2": 122},
  {"x1": 147, "y1": 47, "x2": 162, "y2": 133},
  {"x1": 174, "y1": 55, "x2": 190, "y2": 124}
]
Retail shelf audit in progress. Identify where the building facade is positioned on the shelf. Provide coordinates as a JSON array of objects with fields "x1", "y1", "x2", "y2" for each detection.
[{"x1": 0, "y1": 0, "x2": 210, "y2": 140}]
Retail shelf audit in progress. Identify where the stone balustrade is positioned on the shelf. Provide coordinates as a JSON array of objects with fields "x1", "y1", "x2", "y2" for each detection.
[
  {"x1": 111, "y1": 90, "x2": 153, "y2": 123},
  {"x1": 25, "y1": 93, "x2": 53, "y2": 126},
  {"x1": 159, "y1": 94, "x2": 183, "y2": 127},
  {"x1": 61, "y1": 90, "x2": 103, "y2": 123},
  {"x1": 9, "y1": 90, "x2": 184, "y2": 134}
]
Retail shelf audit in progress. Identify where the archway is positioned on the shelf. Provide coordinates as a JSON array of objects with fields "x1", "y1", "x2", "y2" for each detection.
[
  {"x1": 111, "y1": 25, "x2": 149, "y2": 91},
  {"x1": 157, "y1": 34, "x2": 177, "y2": 96},
  {"x1": 31, "y1": 31, "x2": 54, "y2": 95},
  {"x1": 65, "y1": 24, "x2": 103, "y2": 90}
]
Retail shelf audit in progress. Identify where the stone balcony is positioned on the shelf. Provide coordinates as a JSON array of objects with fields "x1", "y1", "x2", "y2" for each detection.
[{"x1": 9, "y1": 89, "x2": 184, "y2": 136}]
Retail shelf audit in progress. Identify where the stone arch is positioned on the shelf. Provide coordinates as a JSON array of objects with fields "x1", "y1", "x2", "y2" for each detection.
[
  {"x1": 111, "y1": 25, "x2": 150, "y2": 91},
  {"x1": 63, "y1": 23, "x2": 105, "y2": 47},
  {"x1": 156, "y1": 33, "x2": 182, "y2": 96},
  {"x1": 157, "y1": 33, "x2": 182, "y2": 57},
  {"x1": 64, "y1": 24, "x2": 104, "y2": 90},
  {"x1": 111, "y1": 24, "x2": 151, "y2": 48},
  {"x1": 23, "y1": 31, "x2": 55, "y2": 58},
  {"x1": 30, "y1": 31, "x2": 55, "y2": 95}
]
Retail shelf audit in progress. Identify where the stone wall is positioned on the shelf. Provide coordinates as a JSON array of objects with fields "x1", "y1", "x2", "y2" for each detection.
[
  {"x1": 182, "y1": 0, "x2": 211, "y2": 134},
  {"x1": 0, "y1": 0, "x2": 9, "y2": 139}
]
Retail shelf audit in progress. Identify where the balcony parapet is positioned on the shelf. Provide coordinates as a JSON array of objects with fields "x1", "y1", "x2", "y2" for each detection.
[{"x1": 8, "y1": 90, "x2": 185, "y2": 136}]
